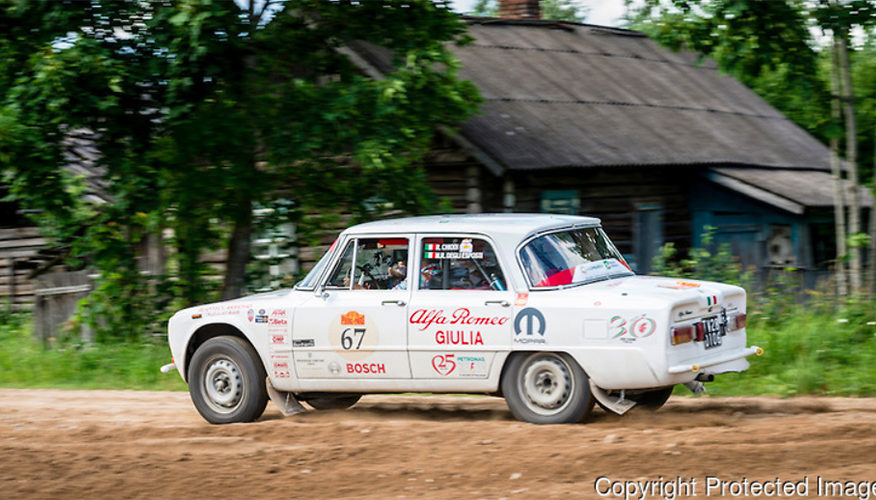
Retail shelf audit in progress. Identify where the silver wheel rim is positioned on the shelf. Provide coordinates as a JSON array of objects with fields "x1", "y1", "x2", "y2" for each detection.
[
  {"x1": 519, "y1": 354, "x2": 573, "y2": 416},
  {"x1": 203, "y1": 357, "x2": 244, "y2": 414}
]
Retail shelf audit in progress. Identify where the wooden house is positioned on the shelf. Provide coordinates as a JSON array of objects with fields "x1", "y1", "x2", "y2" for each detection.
[{"x1": 348, "y1": 6, "x2": 872, "y2": 281}]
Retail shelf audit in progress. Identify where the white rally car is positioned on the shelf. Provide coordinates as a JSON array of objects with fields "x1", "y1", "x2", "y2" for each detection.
[{"x1": 164, "y1": 214, "x2": 762, "y2": 425}]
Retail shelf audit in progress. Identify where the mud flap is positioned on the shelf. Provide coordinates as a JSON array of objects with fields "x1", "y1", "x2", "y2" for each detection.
[
  {"x1": 684, "y1": 381, "x2": 707, "y2": 394},
  {"x1": 266, "y1": 378, "x2": 307, "y2": 416},
  {"x1": 589, "y1": 380, "x2": 637, "y2": 415}
]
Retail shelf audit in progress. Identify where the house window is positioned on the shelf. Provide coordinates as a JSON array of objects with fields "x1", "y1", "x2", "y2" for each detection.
[
  {"x1": 633, "y1": 204, "x2": 663, "y2": 274},
  {"x1": 540, "y1": 190, "x2": 579, "y2": 215}
]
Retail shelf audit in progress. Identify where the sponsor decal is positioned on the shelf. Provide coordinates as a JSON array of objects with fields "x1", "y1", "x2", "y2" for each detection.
[
  {"x1": 255, "y1": 308, "x2": 268, "y2": 323},
  {"x1": 292, "y1": 338, "x2": 315, "y2": 348},
  {"x1": 514, "y1": 308, "x2": 546, "y2": 344},
  {"x1": 346, "y1": 362, "x2": 386, "y2": 375},
  {"x1": 659, "y1": 280, "x2": 702, "y2": 290},
  {"x1": 295, "y1": 353, "x2": 326, "y2": 372},
  {"x1": 247, "y1": 308, "x2": 255, "y2": 322},
  {"x1": 271, "y1": 354, "x2": 291, "y2": 378},
  {"x1": 435, "y1": 330, "x2": 483, "y2": 345},
  {"x1": 431, "y1": 354, "x2": 456, "y2": 376},
  {"x1": 515, "y1": 293, "x2": 529, "y2": 306},
  {"x1": 455, "y1": 354, "x2": 488, "y2": 377},
  {"x1": 272, "y1": 334, "x2": 287, "y2": 345},
  {"x1": 197, "y1": 303, "x2": 254, "y2": 318},
  {"x1": 593, "y1": 301, "x2": 602, "y2": 307},
  {"x1": 422, "y1": 241, "x2": 483, "y2": 260},
  {"x1": 612, "y1": 314, "x2": 656, "y2": 341},
  {"x1": 341, "y1": 311, "x2": 365, "y2": 325},
  {"x1": 328, "y1": 361, "x2": 341, "y2": 375},
  {"x1": 330, "y1": 311, "x2": 378, "y2": 360},
  {"x1": 409, "y1": 308, "x2": 509, "y2": 331},
  {"x1": 271, "y1": 309, "x2": 287, "y2": 317}
]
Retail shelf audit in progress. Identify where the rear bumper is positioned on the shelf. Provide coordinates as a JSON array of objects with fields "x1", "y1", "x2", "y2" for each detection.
[{"x1": 668, "y1": 345, "x2": 763, "y2": 374}]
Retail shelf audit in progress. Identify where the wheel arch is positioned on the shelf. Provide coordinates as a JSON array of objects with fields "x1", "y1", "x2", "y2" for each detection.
[{"x1": 183, "y1": 323, "x2": 252, "y2": 382}]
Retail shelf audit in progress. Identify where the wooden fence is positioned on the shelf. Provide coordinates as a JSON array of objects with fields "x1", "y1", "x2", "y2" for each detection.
[{"x1": 0, "y1": 226, "x2": 46, "y2": 310}]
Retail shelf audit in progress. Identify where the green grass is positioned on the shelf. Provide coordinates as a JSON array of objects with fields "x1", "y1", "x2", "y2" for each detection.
[
  {"x1": 0, "y1": 301, "x2": 874, "y2": 396},
  {"x1": 0, "y1": 318, "x2": 187, "y2": 391},
  {"x1": 694, "y1": 303, "x2": 876, "y2": 397}
]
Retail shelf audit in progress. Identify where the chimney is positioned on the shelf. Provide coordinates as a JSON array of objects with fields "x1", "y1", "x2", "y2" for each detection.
[{"x1": 498, "y1": 0, "x2": 541, "y2": 19}]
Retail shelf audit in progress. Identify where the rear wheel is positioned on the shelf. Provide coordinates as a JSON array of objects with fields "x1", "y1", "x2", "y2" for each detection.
[
  {"x1": 188, "y1": 336, "x2": 268, "y2": 424},
  {"x1": 628, "y1": 387, "x2": 674, "y2": 410},
  {"x1": 301, "y1": 395, "x2": 362, "y2": 410},
  {"x1": 501, "y1": 352, "x2": 594, "y2": 424}
]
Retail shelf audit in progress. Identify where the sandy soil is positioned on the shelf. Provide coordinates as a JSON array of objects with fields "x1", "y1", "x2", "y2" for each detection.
[{"x1": 0, "y1": 389, "x2": 874, "y2": 499}]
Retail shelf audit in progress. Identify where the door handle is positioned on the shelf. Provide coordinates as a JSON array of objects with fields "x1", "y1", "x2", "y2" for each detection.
[
  {"x1": 485, "y1": 300, "x2": 510, "y2": 307},
  {"x1": 381, "y1": 299, "x2": 406, "y2": 307}
]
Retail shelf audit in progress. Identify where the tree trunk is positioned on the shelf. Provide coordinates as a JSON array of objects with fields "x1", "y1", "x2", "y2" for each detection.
[
  {"x1": 221, "y1": 198, "x2": 253, "y2": 300},
  {"x1": 837, "y1": 30, "x2": 862, "y2": 293},
  {"x1": 830, "y1": 34, "x2": 849, "y2": 296}
]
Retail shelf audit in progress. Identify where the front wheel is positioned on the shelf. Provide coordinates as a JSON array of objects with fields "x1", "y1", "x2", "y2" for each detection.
[
  {"x1": 188, "y1": 336, "x2": 269, "y2": 424},
  {"x1": 501, "y1": 352, "x2": 594, "y2": 424}
]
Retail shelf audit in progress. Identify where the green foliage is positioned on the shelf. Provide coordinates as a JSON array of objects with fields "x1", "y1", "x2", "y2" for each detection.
[
  {"x1": 650, "y1": 228, "x2": 752, "y2": 286},
  {"x1": 654, "y1": 233, "x2": 876, "y2": 397},
  {"x1": 706, "y1": 300, "x2": 876, "y2": 397},
  {"x1": 468, "y1": 0, "x2": 588, "y2": 22},
  {"x1": 0, "y1": 320, "x2": 186, "y2": 391},
  {"x1": 1, "y1": 0, "x2": 481, "y2": 342},
  {"x1": 628, "y1": 0, "x2": 876, "y2": 179}
]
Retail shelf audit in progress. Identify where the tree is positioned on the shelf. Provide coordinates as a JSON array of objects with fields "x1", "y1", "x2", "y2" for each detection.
[
  {"x1": 0, "y1": 0, "x2": 480, "y2": 339},
  {"x1": 630, "y1": 0, "x2": 876, "y2": 295}
]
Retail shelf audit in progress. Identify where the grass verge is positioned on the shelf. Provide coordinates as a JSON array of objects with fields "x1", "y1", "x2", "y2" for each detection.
[
  {"x1": 0, "y1": 301, "x2": 873, "y2": 395},
  {"x1": 0, "y1": 318, "x2": 187, "y2": 391}
]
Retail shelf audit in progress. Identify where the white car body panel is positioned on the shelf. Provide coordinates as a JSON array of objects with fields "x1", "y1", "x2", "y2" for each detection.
[{"x1": 167, "y1": 214, "x2": 759, "y2": 396}]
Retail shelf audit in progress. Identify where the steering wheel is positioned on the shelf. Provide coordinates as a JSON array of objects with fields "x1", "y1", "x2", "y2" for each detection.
[{"x1": 356, "y1": 265, "x2": 381, "y2": 289}]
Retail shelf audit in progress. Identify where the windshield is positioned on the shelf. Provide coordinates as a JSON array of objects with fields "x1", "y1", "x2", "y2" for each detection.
[
  {"x1": 519, "y1": 227, "x2": 633, "y2": 288},
  {"x1": 295, "y1": 238, "x2": 337, "y2": 290}
]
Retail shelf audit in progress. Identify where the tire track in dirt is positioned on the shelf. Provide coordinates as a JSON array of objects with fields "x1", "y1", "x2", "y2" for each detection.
[{"x1": 0, "y1": 389, "x2": 874, "y2": 499}]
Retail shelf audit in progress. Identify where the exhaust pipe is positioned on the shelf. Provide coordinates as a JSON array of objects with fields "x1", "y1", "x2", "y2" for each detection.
[{"x1": 696, "y1": 373, "x2": 714, "y2": 382}]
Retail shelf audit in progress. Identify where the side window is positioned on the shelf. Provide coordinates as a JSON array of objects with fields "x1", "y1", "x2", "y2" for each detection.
[
  {"x1": 418, "y1": 237, "x2": 506, "y2": 291},
  {"x1": 325, "y1": 237, "x2": 409, "y2": 290}
]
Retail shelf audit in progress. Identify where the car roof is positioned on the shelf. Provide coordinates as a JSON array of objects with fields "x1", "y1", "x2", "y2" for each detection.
[{"x1": 343, "y1": 213, "x2": 602, "y2": 240}]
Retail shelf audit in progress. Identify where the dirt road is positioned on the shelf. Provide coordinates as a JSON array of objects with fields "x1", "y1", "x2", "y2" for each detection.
[{"x1": 1, "y1": 389, "x2": 874, "y2": 499}]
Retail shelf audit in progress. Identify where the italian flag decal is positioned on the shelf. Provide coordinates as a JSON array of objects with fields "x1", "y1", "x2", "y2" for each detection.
[
  {"x1": 706, "y1": 295, "x2": 718, "y2": 306},
  {"x1": 424, "y1": 243, "x2": 440, "y2": 250},
  {"x1": 426, "y1": 252, "x2": 440, "y2": 259}
]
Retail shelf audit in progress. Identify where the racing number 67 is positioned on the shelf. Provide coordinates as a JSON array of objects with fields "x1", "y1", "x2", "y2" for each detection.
[{"x1": 341, "y1": 327, "x2": 366, "y2": 350}]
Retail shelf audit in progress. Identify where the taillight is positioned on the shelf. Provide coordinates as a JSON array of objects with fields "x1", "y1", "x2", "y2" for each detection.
[
  {"x1": 734, "y1": 313, "x2": 747, "y2": 330},
  {"x1": 672, "y1": 325, "x2": 694, "y2": 345}
]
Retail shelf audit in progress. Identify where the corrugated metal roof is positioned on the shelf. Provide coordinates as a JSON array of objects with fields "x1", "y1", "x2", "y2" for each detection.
[
  {"x1": 708, "y1": 168, "x2": 872, "y2": 211},
  {"x1": 351, "y1": 19, "x2": 830, "y2": 171}
]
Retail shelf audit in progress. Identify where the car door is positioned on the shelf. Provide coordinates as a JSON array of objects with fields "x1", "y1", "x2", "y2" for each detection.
[
  {"x1": 291, "y1": 235, "x2": 412, "y2": 380},
  {"x1": 407, "y1": 234, "x2": 515, "y2": 380}
]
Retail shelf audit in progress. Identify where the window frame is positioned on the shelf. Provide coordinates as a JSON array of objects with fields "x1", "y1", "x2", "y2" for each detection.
[
  {"x1": 413, "y1": 233, "x2": 509, "y2": 292},
  {"x1": 322, "y1": 235, "x2": 412, "y2": 291}
]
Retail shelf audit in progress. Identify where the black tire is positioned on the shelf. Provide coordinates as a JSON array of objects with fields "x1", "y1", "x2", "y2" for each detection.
[
  {"x1": 188, "y1": 336, "x2": 269, "y2": 424},
  {"x1": 301, "y1": 395, "x2": 362, "y2": 410},
  {"x1": 628, "y1": 386, "x2": 674, "y2": 410},
  {"x1": 501, "y1": 352, "x2": 595, "y2": 424}
]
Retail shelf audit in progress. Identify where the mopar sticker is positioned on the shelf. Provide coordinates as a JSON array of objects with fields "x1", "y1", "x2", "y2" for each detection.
[{"x1": 514, "y1": 308, "x2": 546, "y2": 344}]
